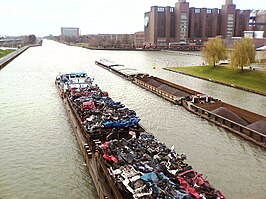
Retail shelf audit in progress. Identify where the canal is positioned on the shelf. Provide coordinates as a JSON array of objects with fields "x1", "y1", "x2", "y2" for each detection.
[{"x1": 0, "y1": 40, "x2": 265, "y2": 199}]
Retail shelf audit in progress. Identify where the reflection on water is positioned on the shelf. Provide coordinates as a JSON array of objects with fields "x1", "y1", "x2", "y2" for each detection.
[{"x1": 0, "y1": 40, "x2": 265, "y2": 199}]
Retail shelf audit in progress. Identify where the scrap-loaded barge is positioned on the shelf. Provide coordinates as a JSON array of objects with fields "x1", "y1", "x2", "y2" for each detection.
[
  {"x1": 55, "y1": 72, "x2": 225, "y2": 199},
  {"x1": 95, "y1": 59, "x2": 266, "y2": 148}
]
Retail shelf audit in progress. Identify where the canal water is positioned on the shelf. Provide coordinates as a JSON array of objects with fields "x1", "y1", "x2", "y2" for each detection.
[{"x1": 0, "y1": 40, "x2": 265, "y2": 199}]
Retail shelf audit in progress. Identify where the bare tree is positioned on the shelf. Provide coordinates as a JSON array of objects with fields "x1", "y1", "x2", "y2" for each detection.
[
  {"x1": 115, "y1": 39, "x2": 122, "y2": 48},
  {"x1": 28, "y1": 35, "x2": 36, "y2": 44}
]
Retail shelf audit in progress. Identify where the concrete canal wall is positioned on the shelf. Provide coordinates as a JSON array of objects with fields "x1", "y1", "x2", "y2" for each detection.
[{"x1": 0, "y1": 44, "x2": 41, "y2": 70}]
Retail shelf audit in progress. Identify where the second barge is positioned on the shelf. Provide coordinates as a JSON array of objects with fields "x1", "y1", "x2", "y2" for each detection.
[{"x1": 95, "y1": 59, "x2": 266, "y2": 149}]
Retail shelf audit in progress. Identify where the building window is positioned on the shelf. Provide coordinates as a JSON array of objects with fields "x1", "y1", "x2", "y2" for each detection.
[
  {"x1": 179, "y1": 13, "x2": 188, "y2": 42},
  {"x1": 170, "y1": 7, "x2": 174, "y2": 13},
  {"x1": 207, "y1": 9, "x2": 212, "y2": 14},
  {"x1": 158, "y1": 7, "x2": 165, "y2": 12},
  {"x1": 181, "y1": 13, "x2": 187, "y2": 20},
  {"x1": 195, "y1": 8, "x2": 201, "y2": 14},
  {"x1": 228, "y1": 14, "x2": 234, "y2": 21},
  {"x1": 226, "y1": 14, "x2": 234, "y2": 38}
]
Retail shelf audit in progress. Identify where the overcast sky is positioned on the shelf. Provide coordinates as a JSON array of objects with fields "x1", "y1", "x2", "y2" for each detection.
[{"x1": 1, "y1": 0, "x2": 265, "y2": 37}]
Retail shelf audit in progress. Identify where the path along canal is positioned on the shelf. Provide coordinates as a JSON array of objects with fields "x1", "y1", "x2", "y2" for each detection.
[{"x1": 0, "y1": 40, "x2": 265, "y2": 199}]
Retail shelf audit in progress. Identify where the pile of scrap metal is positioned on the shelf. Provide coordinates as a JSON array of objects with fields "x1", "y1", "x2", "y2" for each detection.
[
  {"x1": 98, "y1": 133, "x2": 225, "y2": 199},
  {"x1": 68, "y1": 82, "x2": 143, "y2": 138}
]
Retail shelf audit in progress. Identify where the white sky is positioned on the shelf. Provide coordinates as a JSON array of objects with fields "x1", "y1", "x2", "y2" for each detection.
[{"x1": 1, "y1": 0, "x2": 265, "y2": 37}]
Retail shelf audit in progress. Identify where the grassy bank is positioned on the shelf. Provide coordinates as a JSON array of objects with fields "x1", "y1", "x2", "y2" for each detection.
[
  {"x1": 168, "y1": 65, "x2": 266, "y2": 94},
  {"x1": 0, "y1": 49, "x2": 15, "y2": 59}
]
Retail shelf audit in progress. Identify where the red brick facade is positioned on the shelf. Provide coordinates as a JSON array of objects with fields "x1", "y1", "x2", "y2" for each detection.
[{"x1": 144, "y1": 0, "x2": 251, "y2": 47}]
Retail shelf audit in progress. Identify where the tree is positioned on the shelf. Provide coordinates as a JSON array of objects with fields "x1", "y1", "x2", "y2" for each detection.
[
  {"x1": 201, "y1": 37, "x2": 227, "y2": 67},
  {"x1": 122, "y1": 34, "x2": 130, "y2": 44},
  {"x1": 28, "y1": 34, "x2": 36, "y2": 44},
  {"x1": 115, "y1": 39, "x2": 122, "y2": 48},
  {"x1": 80, "y1": 35, "x2": 89, "y2": 43},
  {"x1": 230, "y1": 38, "x2": 255, "y2": 71}
]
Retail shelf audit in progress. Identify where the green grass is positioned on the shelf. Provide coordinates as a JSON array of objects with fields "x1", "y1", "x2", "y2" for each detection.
[
  {"x1": 169, "y1": 65, "x2": 266, "y2": 94},
  {"x1": 0, "y1": 49, "x2": 15, "y2": 59}
]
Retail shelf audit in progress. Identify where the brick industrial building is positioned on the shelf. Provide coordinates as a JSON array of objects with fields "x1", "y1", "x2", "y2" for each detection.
[{"x1": 144, "y1": 0, "x2": 257, "y2": 48}]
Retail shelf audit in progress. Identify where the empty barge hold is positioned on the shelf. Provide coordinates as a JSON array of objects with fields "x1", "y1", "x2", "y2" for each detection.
[
  {"x1": 95, "y1": 59, "x2": 266, "y2": 148},
  {"x1": 55, "y1": 72, "x2": 225, "y2": 199}
]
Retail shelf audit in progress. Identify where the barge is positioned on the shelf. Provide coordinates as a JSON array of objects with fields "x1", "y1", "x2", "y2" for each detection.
[
  {"x1": 95, "y1": 59, "x2": 266, "y2": 149},
  {"x1": 95, "y1": 59, "x2": 149, "y2": 80},
  {"x1": 55, "y1": 72, "x2": 225, "y2": 199}
]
